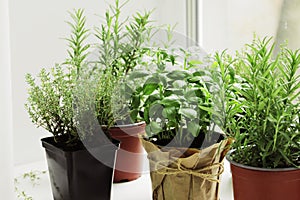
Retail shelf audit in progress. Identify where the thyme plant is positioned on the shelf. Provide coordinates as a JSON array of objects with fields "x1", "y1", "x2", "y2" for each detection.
[{"x1": 25, "y1": 9, "x2": 91, "y2": 145}]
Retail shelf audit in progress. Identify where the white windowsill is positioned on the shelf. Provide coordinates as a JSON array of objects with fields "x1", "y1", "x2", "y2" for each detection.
[{"x1": 14, "y1": 159, "x2": 234, "y2": 200}]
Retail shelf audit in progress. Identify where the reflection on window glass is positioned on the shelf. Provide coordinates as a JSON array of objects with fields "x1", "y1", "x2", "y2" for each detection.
[
  {"x1": 276, "y1": 0, "x2": 300, "y2": 51},
  {"x1": 199, "y1": 0, "x2": 300, "y2": 52}
]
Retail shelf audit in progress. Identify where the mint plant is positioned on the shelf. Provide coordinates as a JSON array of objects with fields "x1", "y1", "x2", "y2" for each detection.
[{"x1": 128, "y1": 49, "x2": 217, "y2": 147}]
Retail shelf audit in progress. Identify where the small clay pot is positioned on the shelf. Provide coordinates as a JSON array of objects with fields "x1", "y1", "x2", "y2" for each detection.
[{"x1": 108, "y1": 122, "x2": 146, "y2": 183}]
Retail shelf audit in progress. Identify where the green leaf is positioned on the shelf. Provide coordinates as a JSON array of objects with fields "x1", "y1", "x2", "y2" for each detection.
[
  {"x1": 129, "y1": 71, "x2": 150, "y2": 79},
  {"x1": 188, "y1": 60, "x2": 203, "y2": 66},
  {"x1": 131, "y1": 95, "x2": 141, "y2": 108},
  {"x1": 187, "y1": 122, "x2": 201, "y2": 137},
  {"x1": 158, "y1": 74, "x2": 168, "y2": 87},
  {"x1": 172, "y1": 80, "x2": 186, "y2": 89},
  {"x1": 149, "y1": 121, "x2": 162, "y2": 134},
  {"x1": 145, "y1": 124, "x2": 152, "y2": 136},
  {"x1": 160, "y1": 95, "x2": 181, "y2": 107},
  {"x1": 184, "y1": 89, "x2": 203, "y2": 102},
  {"x1": 149, "y1": 104, "x2": 163, "y2": 118},
  {"x1": 143, "y1": 83, "x2": 159, "y2": 95},
  {"x1": 199, "y1": 105, "x2": 222, "y2": 118},
  {"x1": 167, "y1": 70, "x2": 189, "y2": 80},
  {"x1": 258, "y1": 101, "x2": 266, "y2": 111},
  {"x1": 130, "y1": 109, "x2": 138, "y2": 122},
  {"x1": 162, "y1": 107, "x2": 177, "y2": 120},
  {"x1": 187, "y1": 76, "x2": 202, "y2": 83},
  {"x1": 144, "y1": 94, "x2": 160, "y2": 105},
  {"x1": 179, "y1": 108, "x2": 198, "y2": 119}
]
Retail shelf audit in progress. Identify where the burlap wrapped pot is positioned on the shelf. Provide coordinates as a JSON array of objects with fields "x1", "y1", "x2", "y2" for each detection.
[{"x1": 141, "y1": 137, "x2": 231, "y2": 200}]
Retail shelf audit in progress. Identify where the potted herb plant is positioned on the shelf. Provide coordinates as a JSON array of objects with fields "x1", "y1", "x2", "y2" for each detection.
[
  {"x1": 25, "y1": 9, "x2": 120, "y2": 200},
  {"x1": 128, "y1": 48, "x2": 231, "y2": 200},
  {"x1": 221, "y1": 37, "x2": 300, "y2": 200},
  {"x1": 91, "y1": 0, "x2": 157, "y2": 183}
]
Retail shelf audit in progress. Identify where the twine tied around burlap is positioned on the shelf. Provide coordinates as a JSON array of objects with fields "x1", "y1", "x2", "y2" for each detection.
[
  {"x1": 141, "y1": 137, "x2": 232, "y2": 200},
  {"x1": 153, "y1": 159, "x2": 224, "y2": 182}
]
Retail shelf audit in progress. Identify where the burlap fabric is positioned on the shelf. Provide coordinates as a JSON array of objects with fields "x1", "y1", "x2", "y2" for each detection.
[{"x1": 141, "y1": 138, "x2": 231, "y2": 200}]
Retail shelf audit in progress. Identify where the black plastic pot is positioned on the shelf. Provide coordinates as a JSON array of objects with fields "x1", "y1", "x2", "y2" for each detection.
[{"x1": 41, "y1": 137, "x2": 120, "y2": 200}]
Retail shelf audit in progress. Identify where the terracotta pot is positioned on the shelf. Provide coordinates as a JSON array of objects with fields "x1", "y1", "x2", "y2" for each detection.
[
  {"x1": 227, "y1": 152, "x2": 300, "y2": 200},
  {"x1": 108, "y1": 122, "x2": 146, "y2": 183},
  {"x1": 41, "y1": 137, "x2": 120, "y2": 200}
]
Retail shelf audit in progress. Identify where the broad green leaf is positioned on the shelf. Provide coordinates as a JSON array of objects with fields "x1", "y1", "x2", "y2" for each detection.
[
  {"x1": 143, "y1": 83, "x2": 159, "y2": 95},
  {"x1": 158, "y1": 74, "x2": 168, "y2": 87},
  {"x1": 167, "y1": 70, "x2": 189, "y2": 80},
  {"x1": 131, "y1": 95, "x2": 140, "y2": 108},
  {"x1": 129, "y1": 71, "x2": 150, "y2": 79},
  {"x1": 172, "y1": 80, "x2": 186, "y2": 89},
  {"x1": 145, "y1": 76, "x2": 160, "y2": 84},
  {"x1": 149, "y1": 104, "x2": 163, "y2": 118},
  {"x1": 144, "y1": 94, "x2": 160, "y2": 105},
  {"x1": 184, "y1": 89, "x2": 203, "y2": 102},
  {"x1": 162, "y1": 107, "x2": 177, "y2": 120},
  {"x1": 187, "y1": 76, "x2": 202, "y2": 83},
  {"x1": 150, "y1": 121, "x2": 162, "y2": 134},
  {"x1": 130, "y1": 109, "x2": 138, "y2": 122},
  {"x1": 145, "y1": 124, "x2": 152, "y2": 136},
  {"x1": 179, "y1": 108, "x2": 198, "y2": 119},
  {"x1": 187, "y1": 122, "x2": 201, "y2": 137},
  {"x1": 160, "y1": 95, "x2": 181, "y2": 107}
]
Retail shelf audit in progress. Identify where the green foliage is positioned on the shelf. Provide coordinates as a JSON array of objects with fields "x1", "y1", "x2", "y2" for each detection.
[
  {"x1": 25, "y1": 9, "x2": 90, "y2": 144},
  {"x1": 221, "y1": 37, "x2": 300, "y2": 168},
  {"x1": 206, "y1": 51, "x2": 245, "y2": 138},
  {"x1": 95, "y1": 0, "x2": 153, "y2": 76},
  {"x1": 65, "y1": 9, "x2": 90, "y2": 74},
  {"x1": 25, "y1": 66, "x2": 77, "y2": 141},
  {"x1": 93, "y1": 0, "x2": 164, "y2": 126},
  {"x1": 15, "y1": 170, "x2": 47, "y2": 200},
  {"x1": 128, "y1": 49, "x2": 214, "y2": 146},
  {"x1": 25, "y1": 1, "x2": 164, "y2": 145}
]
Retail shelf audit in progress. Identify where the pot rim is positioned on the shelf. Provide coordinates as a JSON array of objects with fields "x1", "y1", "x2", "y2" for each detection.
[
  {"x1": 102, "y1": 121, "x2": 145, "y2": 128},
  {"x1": 226, "y1": 149, "x2": 300, "y2": 172}
]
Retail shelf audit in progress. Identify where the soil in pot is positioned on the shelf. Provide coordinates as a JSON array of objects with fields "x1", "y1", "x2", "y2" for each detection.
[
  {"x1": 41, "y1": 137, "x2": 120, "y2": 200},
  {"x1": 227, "y1": 154, "x2": 300, "y2": 200},
  {"x1": 149, "y1": 129, "x2": 224, "y2": 150},
  {"x1": 108, "y1": 122, "x2": 146, "y2": 183}
]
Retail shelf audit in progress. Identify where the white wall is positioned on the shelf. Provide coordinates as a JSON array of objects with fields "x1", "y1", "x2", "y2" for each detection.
[
  {"x1": 201, "y1": 0, "x2": 283, "y2": 53},
  {"x1": 0, "y1": 0, "x2": 14, "y2": 198},
  {"x1": 9, "y1": 0, "x2": 186, "y2": 165}
]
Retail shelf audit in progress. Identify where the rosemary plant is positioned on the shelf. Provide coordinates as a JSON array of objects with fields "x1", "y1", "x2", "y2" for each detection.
[
  {"x1": 92, "y1": 0, "x2": 157, "y2": 126},
  {"x1": 224, "y1": 37, "x2": 300, "y2": 168}
]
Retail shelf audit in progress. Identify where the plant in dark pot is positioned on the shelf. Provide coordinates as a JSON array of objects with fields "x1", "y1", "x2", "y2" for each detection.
[
  {"x1": 25, "y1": 9, "x2": 120, "y2": 200},
  {"x1": 220, "y1": 37, "x2": 300, "y2": 200},
  {"x1": 128, "y1": 49, "x2": 231, "y2": 200}
]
